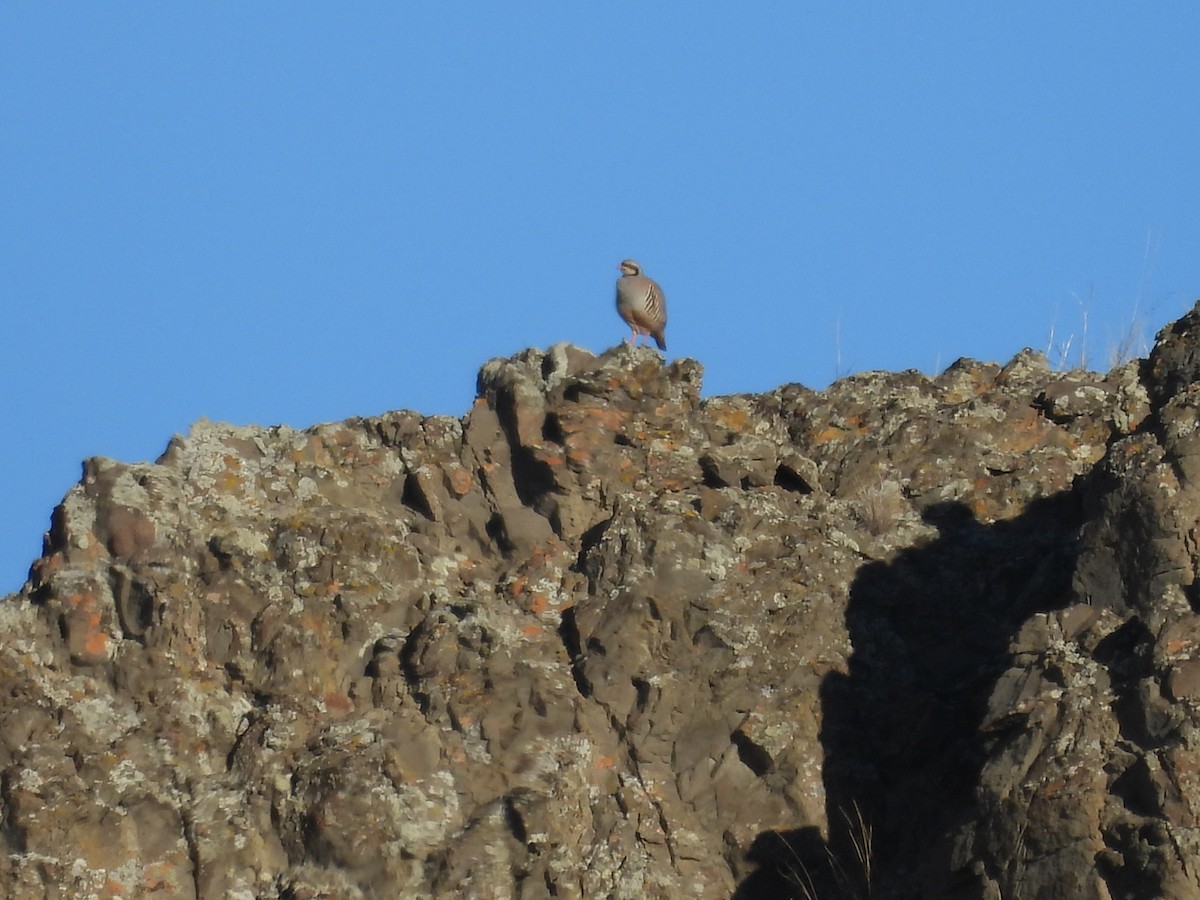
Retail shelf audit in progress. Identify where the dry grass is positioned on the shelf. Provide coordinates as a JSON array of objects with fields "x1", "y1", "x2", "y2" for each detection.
[
  {"x1": 775, "y1": 801, "x2": 875, "y2": 900},
  {"x1": 1045, "y1": 290, "x2": 1091, "y2": 371},
  {"x1": 1048, "y1": 232, "x2": 1163, "y2": 372},
  {"x1": 1106, "y1": 300, "x2": 1150, "y2": 368},
  {"x1": 854, "y1": 478, "x2": 906, "y2": 537}
]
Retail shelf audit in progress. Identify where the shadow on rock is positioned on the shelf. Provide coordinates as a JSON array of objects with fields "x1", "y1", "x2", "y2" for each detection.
[
  {"x1": 734, "y1": 827, "x2": 838, "y2": 900},
  {"x1": 737, "y1": 495, "x2": 1084, "y2": 899}
]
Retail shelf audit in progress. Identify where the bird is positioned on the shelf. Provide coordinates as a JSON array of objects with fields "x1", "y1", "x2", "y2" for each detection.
[{"x1": 615, "y1": 259, "x2": 668, "y2": 351}]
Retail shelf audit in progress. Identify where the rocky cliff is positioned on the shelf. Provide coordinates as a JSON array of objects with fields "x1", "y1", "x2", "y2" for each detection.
[{"x1": 4, "y1": 304, "x2": 1200, "y2": 899}]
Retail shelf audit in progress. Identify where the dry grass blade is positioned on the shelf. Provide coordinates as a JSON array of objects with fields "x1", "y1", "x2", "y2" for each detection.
[
  {"x1": 772, "y1": 829, "x2": 820, "y2": 900},
  {"x1": 773, "y1": 802, "x2": 875, "y2": 900},
  {"x1": 839, "y1": 801, "x2": 874, "y2": 896}
]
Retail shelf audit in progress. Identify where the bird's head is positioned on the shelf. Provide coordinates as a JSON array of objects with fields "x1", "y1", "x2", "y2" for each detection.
[{"x1": 618, "y1": 260, "x2": 641, "y2": 276}]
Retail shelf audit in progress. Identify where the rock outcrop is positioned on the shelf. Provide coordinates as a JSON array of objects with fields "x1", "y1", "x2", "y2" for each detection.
[{"x1": 4, "y1": 304, "x2": 1200, "y2": 898}]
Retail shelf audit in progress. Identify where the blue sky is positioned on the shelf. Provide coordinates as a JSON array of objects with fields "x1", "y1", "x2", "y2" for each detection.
[{"x1": 3, "y1": 6, "x2": 1199, "y2": 593}]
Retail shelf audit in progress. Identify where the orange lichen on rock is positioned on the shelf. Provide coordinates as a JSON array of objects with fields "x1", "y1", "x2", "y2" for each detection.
[{"x1": 63, "y1": 589, "x2": 112, "y2": 665}]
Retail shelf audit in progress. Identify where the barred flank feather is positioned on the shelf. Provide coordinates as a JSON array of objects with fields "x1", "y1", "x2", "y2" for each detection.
[{"x1": 616, "y1": 259, "x2": 668, "y2": 351}]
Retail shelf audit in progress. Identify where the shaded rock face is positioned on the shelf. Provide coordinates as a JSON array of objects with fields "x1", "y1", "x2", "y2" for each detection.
[{"x1": 4, "y1": 302, "x2": 1200, "y2": 898}]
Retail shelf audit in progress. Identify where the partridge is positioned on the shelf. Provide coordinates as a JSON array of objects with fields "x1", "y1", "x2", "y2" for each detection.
[{"x1": 615, "y1": 259, "x2": 668, "y2": 350}]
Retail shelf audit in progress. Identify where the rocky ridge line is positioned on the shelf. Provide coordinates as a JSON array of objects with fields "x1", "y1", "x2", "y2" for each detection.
[{"x1": 2, "y1": 306, "x2": 1199, "y2": 898}]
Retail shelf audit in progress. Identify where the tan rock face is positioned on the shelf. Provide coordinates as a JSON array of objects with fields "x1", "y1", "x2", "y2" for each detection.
[{"x1": 0, "y1": 313, "x2": 1197, "y2": 898}]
